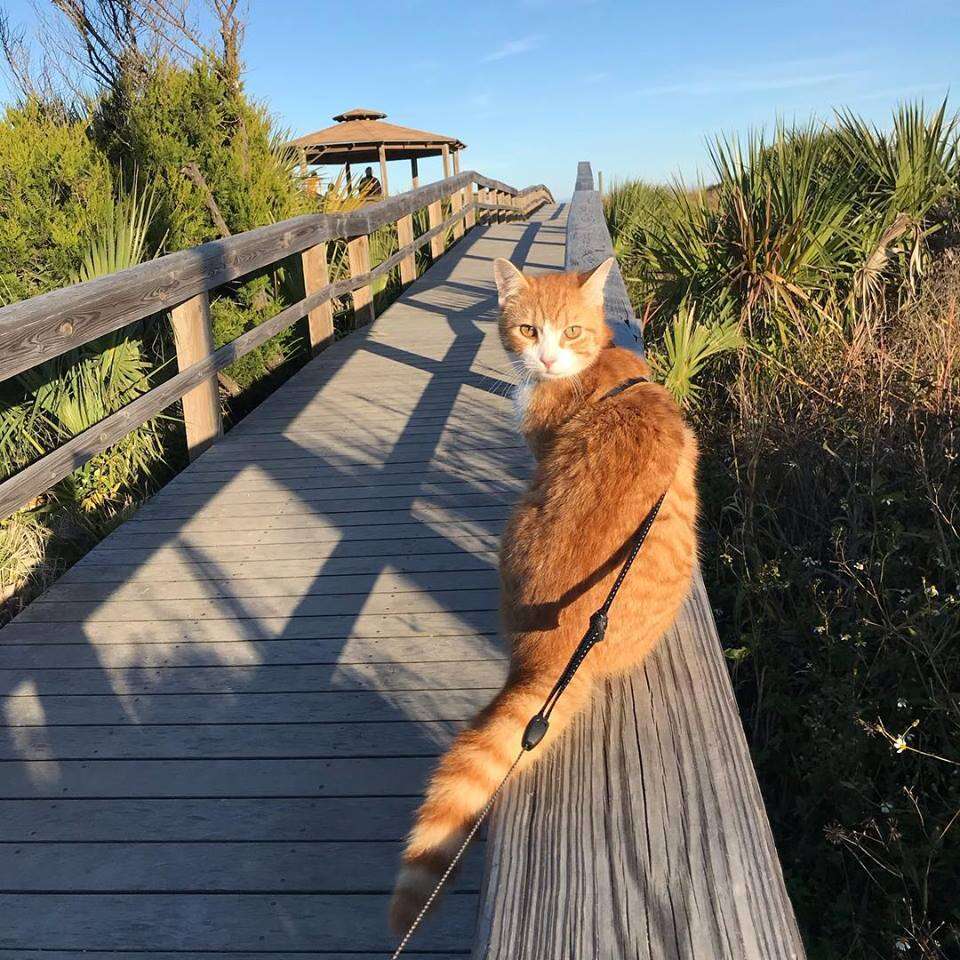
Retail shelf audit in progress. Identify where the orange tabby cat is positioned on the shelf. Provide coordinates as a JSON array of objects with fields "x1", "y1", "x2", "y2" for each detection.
[{"x1": 389, "y1": 257, "x2": 699, "y2": 934}]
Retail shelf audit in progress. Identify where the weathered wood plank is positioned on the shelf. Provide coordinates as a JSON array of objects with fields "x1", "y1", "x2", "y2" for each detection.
[
  {"x1": 0, "y1": 953, "x2": 467, "y2": 960},
  {"x1": 0, "y1": 893, "x2": 478, "y2": 952},
  {"x1": 0, "y1": 796, "x2": 426, "y2": 841},
  {"x1": 0, "y1": 718, "x2": 471, "y2": 760},
  {"x1": 1, "y1": 610, "x2": 502, "y2": 644},
  {"x1": 35, "y1": 568, "x2": 499, "y2": 602},
  {"x1": 2, "y1": 840, "x2": 483, "y2": 892},
  {"x1": 56, "y1": 552, "x2": 500, "y2": 585},
  {"x1": 0, "y1": 688, "x2": 495, "y2": 727},
  {"x1": 0, "y1": 634, "x2": 503, "y2": 669},
  {"x1": 0, "y1": 757, "x2": 443, "y2": 798},
  {"x1": 0, "y1": 658, "x2": 506, "y2": 695}
]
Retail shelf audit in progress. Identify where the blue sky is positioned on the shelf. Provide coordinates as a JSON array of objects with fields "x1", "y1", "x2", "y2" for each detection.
[{"x1": 3, "y1": 0, "x2": 959, "y2": 198}]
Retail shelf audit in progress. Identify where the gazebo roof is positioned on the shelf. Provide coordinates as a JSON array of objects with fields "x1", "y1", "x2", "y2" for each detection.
[{"x1": 289, "y1": 108, "x2": 465, "y2": 165}]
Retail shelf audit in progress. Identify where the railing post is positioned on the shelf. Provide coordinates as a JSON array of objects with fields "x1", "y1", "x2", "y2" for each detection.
[
  {"x1": 300, "y1": 242, "x2": 334, "y2": 354},
  {"x1": 451, "y1": 187, "x2": 465, "y2": 240},
  {"x1": 396, "y1": 213, "x2": 417, "y2": 286},
  {"x1": 427, "y1": 199, "x2": 444, "y2": 259},
  {"x1": 464, "y1": 180, "x2": 476, "y2": 229},
  {"x1": 169, "y1": 291, "x2": 221, "y2": 460},
  {"x1": 347, "y1": 234, "x2": 375, "y2": 327}
]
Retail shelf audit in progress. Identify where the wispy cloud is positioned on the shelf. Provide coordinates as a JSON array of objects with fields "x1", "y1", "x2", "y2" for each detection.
[
  {"x1": 481, "y1": 35, "x2": 541, "y2": 63},
  {"x1": 852, "y1": 81, "x2": 952, "y2": 103},
  {"x1": 582, "y1": 71, "x2": 611, "y2": 86},
  {"x1": 635, "y1": 65, "x2": 869, "y2": 98}
]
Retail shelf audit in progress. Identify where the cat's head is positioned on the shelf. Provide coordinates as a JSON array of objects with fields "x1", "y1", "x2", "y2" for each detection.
[{"x1": 493, "y1": 257, "x2": 615, "y2": 380}]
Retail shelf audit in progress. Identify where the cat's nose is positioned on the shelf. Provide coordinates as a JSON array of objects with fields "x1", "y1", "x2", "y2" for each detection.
[{"x1": 541, "y1": 355, "x2": 557, "y2": 370}]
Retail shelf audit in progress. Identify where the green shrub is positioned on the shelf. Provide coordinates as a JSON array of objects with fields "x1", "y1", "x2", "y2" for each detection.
[
  {"x1": 0, "y1": 101, "x2": 113, "y2": 303},
  {"x1": 95, "y1": 58, "x2": 308, "y2": 251},
  {"x1": 611, "y1": 101, "x2": 960, "y2": 959}
]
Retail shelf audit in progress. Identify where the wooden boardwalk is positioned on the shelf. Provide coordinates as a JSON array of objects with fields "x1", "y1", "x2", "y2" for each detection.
[{"x1": 0, "y1": 205, "x2": 567, "y2": 957}]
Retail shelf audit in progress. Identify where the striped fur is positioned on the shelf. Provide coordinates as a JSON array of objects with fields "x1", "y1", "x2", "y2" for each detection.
[{"x1": 389, "y1": 258, "x2": 699, "y2": 935}]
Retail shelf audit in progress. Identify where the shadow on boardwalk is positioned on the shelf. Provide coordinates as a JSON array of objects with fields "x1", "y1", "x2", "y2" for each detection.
[{"x1": 0, "y1": 209, "x2": 564, "y2": 955}]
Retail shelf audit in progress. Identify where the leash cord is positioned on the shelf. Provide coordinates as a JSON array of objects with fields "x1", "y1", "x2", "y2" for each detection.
[
  {"x1": 390, "y1": 749, "x2": 524, "y2": 959},
  {"x1": 392, "y1": 490, "x2": 666, "y2": 956}
]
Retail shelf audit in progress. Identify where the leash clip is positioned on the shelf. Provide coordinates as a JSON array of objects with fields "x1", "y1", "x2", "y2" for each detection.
[
  {"x1": 522, "y1": 713, "x2": 549, "y2": 751},
  {"x1": 587, "y1": 609, "x2": 608, "y2": 645}
]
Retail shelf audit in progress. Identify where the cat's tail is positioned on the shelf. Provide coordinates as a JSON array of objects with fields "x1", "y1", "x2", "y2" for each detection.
[{"x1": 388, "y1": 671, "x2": 592, "y2": 936}]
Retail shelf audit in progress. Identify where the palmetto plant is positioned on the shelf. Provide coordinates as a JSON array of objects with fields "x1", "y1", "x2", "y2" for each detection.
[
  {"x1": 648, "y1": 299, "x2": 742, "y2": 406},
  {"x1": 0, "y1": 176, "x2": 165, "y2": 507},
  {"x1": 836, "y1": 101, "x2": 960, "y2": 308}
]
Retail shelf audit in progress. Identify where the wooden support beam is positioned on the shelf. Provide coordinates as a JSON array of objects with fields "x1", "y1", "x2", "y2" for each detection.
[
  {"x1": 453, "y1": 149, "x2": 461, "y2": 175},
  {"x1": 464, "y1": 180, "x2": 476, "y2": 229},
  {"x1": 169, "y1": 292, "x2": 221, "y2": 459},
  {"x1": 451, "y1": 188, "x2": 464, "y2": 240},
  {"x1": 410, "y1": 157, "x2": 419, "y2": 189},
  {"x1": 347, "y1": 234, "x2": 375, "y2": 327},
  {"x1": 441, "y1": 144, "x2": 451, "y2": 179},
  {"x1": 300, "y1": 242, "x2": 334, "y2": 353},
  {"x1": 396, "y1": 214, "x2": 416, "y2": 286},
  {"x1": 345, "y1": 163, "x2": 352, "y2": 191},
  {"x1": 427, "y1": 200, "x2": 444, "y2": 259},
  {"x1": 378, "y1": 145, "x2": 390, "y2": 197}
]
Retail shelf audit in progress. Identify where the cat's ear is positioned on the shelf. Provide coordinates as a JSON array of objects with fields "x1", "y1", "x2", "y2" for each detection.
[
  {"x1": 579, "y1": 257, "x2": 616, "y2": 308},
  {"x1": 493, "y1": 258, "x2": 529, "y2": 306}
]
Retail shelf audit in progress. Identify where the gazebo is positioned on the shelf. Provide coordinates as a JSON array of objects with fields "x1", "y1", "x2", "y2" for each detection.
[{"x1": 289, "y1": 108, "x2": 466, "y2": 197}]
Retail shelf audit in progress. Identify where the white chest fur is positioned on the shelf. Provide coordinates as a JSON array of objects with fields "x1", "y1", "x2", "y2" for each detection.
[{"x1": 512, "y1": 382, "x2": 533, "y2": 425}]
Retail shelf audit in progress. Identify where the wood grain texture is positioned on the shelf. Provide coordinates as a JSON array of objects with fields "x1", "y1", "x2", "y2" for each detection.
[
  {"x1": 397, "y1": 213, "x2": 417, "y2": 284},
  {"x1": 347, "y1": 233, "x2": 375, "y2": 327},
  {"x1": 169, "y1": 291, "x2": 222, "y2": 458},
  {"x1": 0, "y1": 205, "x2": 565, "y2": 956},
  {"x1": 428, "y1": 198, "x2": 445, "y2": 259},
  {"x1": 472, "y1": 163, "x2": 806, "y2": 959},
  {"x1": 300, "y1": 241, "x2": 334, "y2": 352}
]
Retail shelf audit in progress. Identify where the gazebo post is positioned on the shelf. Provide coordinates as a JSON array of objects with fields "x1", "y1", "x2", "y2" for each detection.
[
  {"x1": 442, "y1": 144, "x2": 451, "y2": 179},
  {"x1": 345, "y1": 163, "x2": 352, "y2": 191},
  {"x1": 453, "y1": 149, "x2": 461, "y2": 175},
  {"x1": 410, "y1": 158, "x2": 419, "y2": 189},
  {"x1": 378, "y1": 144, "x2": 390, "y2": 197}
]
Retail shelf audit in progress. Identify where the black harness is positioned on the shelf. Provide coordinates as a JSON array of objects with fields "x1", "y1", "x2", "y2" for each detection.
[{"x1": 600, "y1": 374, "x2": 649, "y2": 400}]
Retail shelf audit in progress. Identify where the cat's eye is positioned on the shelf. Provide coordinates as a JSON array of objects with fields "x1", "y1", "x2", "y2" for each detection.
[
  {"x1": 564, "y1": 325, "x2": 582, "y2": 339},
  {"x1": 518, "y1": 324, "x2": 537, "y2": 339}
]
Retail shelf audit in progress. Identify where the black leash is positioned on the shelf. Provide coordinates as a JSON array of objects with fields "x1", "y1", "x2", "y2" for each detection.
[{"x1": 392, "y1": 484, "x2": 667, "y2": 957}]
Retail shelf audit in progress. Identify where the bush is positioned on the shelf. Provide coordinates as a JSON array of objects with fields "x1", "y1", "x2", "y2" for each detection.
[
  {"x1": 610, "y1": 102, "x2": 960, "y2": 959},
  {"x1": 95, "y1": 58, "x2": 308, "y2": 251},
  {"x1": 0, "y1": 101, "x2": 113, "y2": 303}
]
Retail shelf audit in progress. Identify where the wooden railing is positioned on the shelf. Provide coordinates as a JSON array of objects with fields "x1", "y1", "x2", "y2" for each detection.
[
  {"x1": 472, "y1": 163, "x2": 807, "y2": 960},
  {"x1": 0, "y1": 172, "x2": 552, "y2": 520}
]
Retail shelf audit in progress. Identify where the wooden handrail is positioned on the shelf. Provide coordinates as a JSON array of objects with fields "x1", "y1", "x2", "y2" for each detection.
[
  {"x1": 0, "y1": 172, "x2": 552, "y2": 519},
  {"x1": 0, "y1": 173, "x2": 551, "y2": 381},
  {"x1": 472, "y1": 162, "x2": 807, "y2": 960}
]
